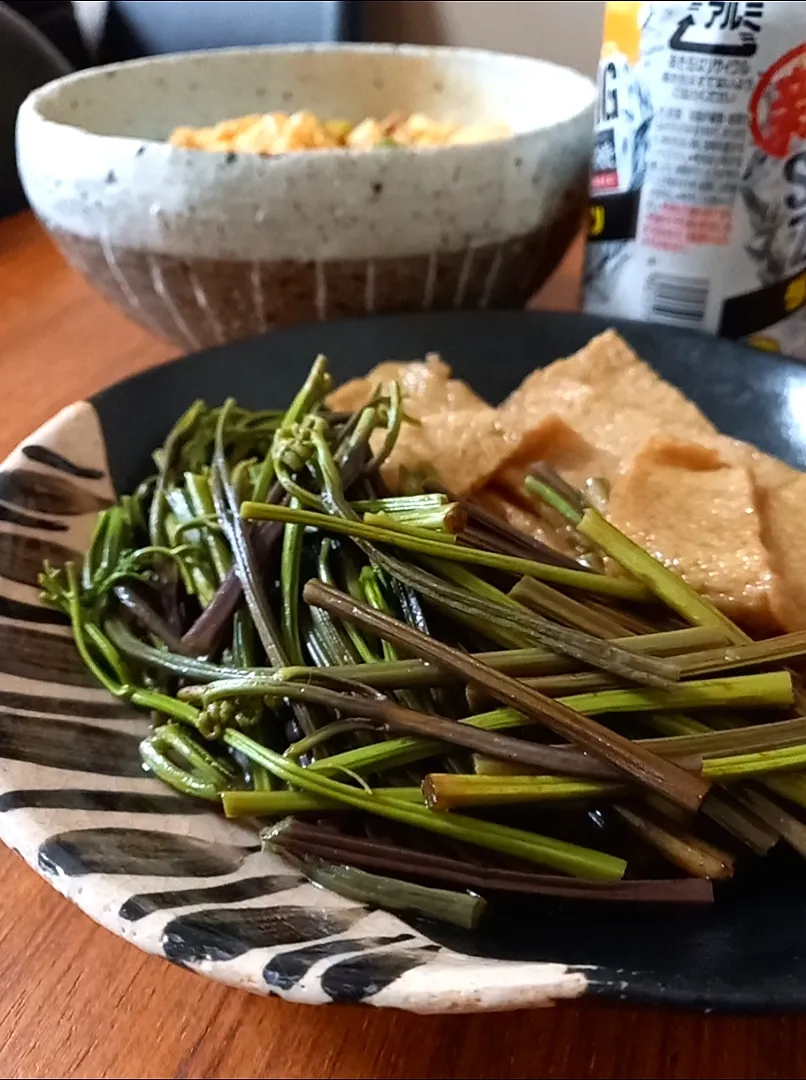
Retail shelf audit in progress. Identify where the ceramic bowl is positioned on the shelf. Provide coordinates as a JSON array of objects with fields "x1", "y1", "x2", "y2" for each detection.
[{"x1": 16, "y1": 44, "x2": 595, "y2": 349}]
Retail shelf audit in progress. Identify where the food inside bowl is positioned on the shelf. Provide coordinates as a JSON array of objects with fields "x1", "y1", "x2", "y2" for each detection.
[
  {"x1": 169, "y1": 108, "x2": 511, "y2": 154},
  {"x1": 43, "y1": 331, "x2": 806, "y2": 931}
]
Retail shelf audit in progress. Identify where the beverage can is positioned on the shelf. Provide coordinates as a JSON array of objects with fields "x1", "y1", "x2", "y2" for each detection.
[{"x1": 583, "y1": 1, "x2": 806, "y2": 357}]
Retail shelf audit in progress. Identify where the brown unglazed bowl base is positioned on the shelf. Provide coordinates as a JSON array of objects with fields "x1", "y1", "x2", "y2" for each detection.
[{"x1": 48, "y1": 202, "x2": 584, "y2": 350}]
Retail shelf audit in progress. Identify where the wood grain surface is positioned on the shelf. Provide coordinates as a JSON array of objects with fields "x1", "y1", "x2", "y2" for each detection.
[{"x1": 0, "y1": 213, "x2": 804, "y2": 1080}]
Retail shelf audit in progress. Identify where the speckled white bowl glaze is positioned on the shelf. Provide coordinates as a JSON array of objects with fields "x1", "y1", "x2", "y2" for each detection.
[{"x1": 17, "y1": 44, "x2": 595, "y2": 348}]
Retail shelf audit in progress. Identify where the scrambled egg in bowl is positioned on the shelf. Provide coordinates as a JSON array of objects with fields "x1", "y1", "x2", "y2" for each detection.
[{"x1": 169, "y1": 109, "x2": 510, "y2": 154}]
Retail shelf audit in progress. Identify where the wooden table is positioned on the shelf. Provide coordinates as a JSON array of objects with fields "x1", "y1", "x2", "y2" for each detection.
[{"x1": 1, "y1": 212, "x2": 803, "y2": 1080}]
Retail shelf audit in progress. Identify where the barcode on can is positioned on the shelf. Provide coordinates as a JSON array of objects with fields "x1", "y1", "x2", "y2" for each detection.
[{"x1": 645, "y1": 274, "x2": 709, "y2": 326}]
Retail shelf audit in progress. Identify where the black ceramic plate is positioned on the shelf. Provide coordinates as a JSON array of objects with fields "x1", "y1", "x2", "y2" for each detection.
[{"x1": 4, "y1": 310, "x2": 806, "y2": 1014}]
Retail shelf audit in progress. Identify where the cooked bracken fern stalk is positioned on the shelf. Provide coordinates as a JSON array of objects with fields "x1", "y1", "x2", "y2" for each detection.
[{"x1": 39, "y1": 353, "x2": 806, "y2": 926}]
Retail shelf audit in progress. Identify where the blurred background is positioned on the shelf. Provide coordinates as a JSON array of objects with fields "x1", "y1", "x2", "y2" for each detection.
[
  {"x1": 70, "y1": 1, "x2": 605, "y2": 75},
  {"x1": 362, "y1": 1, "x2": 603, "y2": 75}
]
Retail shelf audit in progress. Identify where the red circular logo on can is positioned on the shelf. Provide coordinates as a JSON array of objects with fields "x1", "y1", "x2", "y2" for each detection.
[{"x1": 750, "y1": 43, "x2": 806, "y2": 158}]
